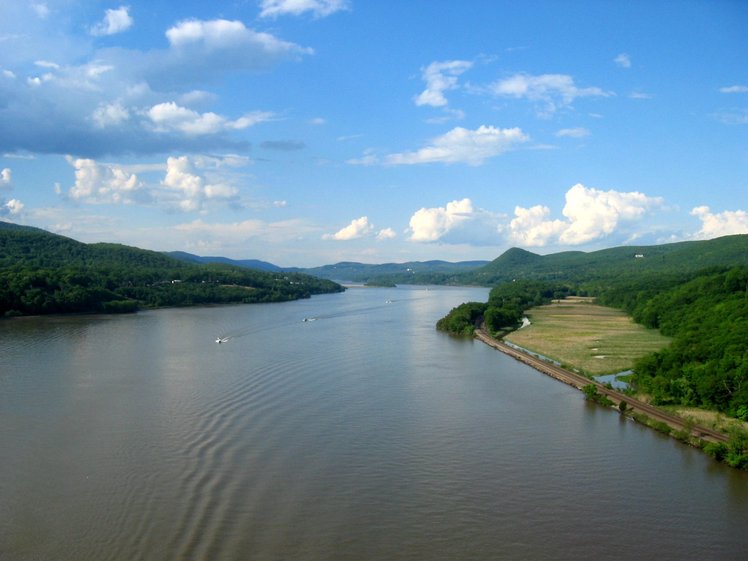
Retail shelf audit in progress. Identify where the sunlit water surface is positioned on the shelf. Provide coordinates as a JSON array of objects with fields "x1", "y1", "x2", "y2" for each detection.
[{"x1": 1, "y1": 286, "x2": 747, "y2": 560}]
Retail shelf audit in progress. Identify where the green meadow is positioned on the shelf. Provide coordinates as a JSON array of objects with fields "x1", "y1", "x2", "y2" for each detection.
[{"x1": 504, "y1": 297, "x2": 671, "y2": 376}]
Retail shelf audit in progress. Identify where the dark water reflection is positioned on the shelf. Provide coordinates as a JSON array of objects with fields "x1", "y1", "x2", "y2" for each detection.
[{"x1": 1, "y1": 286, "x2": 747, "y2": 561}]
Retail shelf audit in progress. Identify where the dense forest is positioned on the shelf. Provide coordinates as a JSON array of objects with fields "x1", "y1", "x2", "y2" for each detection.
[
  {"x1": 0, "y1": 222, "x2": 343, "y2": 316},
  {"x1": 597, "y1": 267, "x2": 748, "y2": 418}
]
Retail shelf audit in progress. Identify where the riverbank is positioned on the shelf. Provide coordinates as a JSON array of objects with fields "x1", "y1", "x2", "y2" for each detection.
[{"x1": 475, "y1": 328, "x2": 728, "y2": 446}]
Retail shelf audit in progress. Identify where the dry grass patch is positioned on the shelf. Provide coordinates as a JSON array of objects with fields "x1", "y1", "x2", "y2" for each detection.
[
  {"x1": 670, "y1": 407, "x2": 748, "y2": 434},
  {"x1": 504, "y1": 296, "x2": 671, "y2": 376}
]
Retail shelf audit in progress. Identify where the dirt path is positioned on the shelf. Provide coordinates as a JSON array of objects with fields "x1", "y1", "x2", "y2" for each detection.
[{"x1": 475, "y1": 328, "x2": 728, "y2": 444}]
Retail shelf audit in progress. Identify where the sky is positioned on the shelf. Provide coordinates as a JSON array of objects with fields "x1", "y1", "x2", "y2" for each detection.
[{"x1": 1, "y1": 0, "x2": 747, "y2": 267}]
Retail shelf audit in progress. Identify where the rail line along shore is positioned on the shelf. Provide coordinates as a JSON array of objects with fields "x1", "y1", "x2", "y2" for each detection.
[{"x1": 474, "y1": 328, "x2": 728, "y2": 445}]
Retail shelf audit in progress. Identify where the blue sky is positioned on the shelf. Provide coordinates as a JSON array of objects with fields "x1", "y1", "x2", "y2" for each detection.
[{"x1": 1, "y1": 0, "x2": 746, "y2": 267}]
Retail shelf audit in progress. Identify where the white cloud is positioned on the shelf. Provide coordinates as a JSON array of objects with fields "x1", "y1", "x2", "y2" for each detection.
[
  {"x1": 63, "y1": 154, "x2": 243, "y2": 211},
  {"x1": 166, "y1": 18, "x2": 312, "y2": 61},
  {"x1": 92, "y1": 102, "x2": 130, "y2": 128},
  {"x1": 407, "y1": 198, "x2": 502, "y2": 244},
  {"x1": 719, "y1": 85, "x2": 748, "y2": 94},
  {"x1": 414, "y1": 60, "x2": 473, "y2": 108},
  {"x1": 509, "y1": 205, "x2": 566, "y2": 246},
  {"x1": 66, "y1": 156, "x2": 145, "y2": 205},
  {"x1": 488, "y1": 73, "x2": 611, "y2": 117},
  {"x1": 555, "y1": 127, "x2": 590, "y2": 138},
  {"x1": 509, "y1": 184, "x2": 664, "y2": 246},
  {"x1": 376, "y1": 228, "x2": 396, "y2": 240},
  {"x1": 323, "y1": 216, "x2": 374, "y2": 240},
  {"x1": 90, "y1": 6, "x2": 133, "y2": 37},
  {"x1": 691, "y1": 206, "x2": 748, "y2": 238},
  {"x1": 1, "y1": 198, "x2": 24, "y2": 216},
  {"x1": 0, "y1": 15, "x2": 309, "y2": 157},
  {"x1": 147, "y1": 102, "x2": 273, "y2": 135},
  {"x1": 259, "y1": 0, "x2": 350, "y2": 19},
  {"x1": 162, "y1": 155, "x2": 238, "y2": 212},
  {"x1": 614, "y1": 53, "x2": 631, "y2": 68},
  {"x1": 0, "y1": 168, "x2": 21, "y2": 216},
  {"x1": 385, "y1": 125, "x2": 528, "y2": 166}
]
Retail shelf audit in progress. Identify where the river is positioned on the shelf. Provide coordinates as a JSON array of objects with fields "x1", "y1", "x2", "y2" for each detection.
[{"x1": 1, "y1": 285, "x2": 747, "y2": 560}]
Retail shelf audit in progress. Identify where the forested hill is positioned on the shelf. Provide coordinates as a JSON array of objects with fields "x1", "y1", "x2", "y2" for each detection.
[
  {"x1": 0, "y1": 222, "x2": 343, "y2": 317},
  {"x1": 468, "y1": 234, "x2": 748, "y2": 285}
]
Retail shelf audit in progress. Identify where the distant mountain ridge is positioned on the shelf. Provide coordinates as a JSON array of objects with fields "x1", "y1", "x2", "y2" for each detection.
[
  {"x1": 3, "y1": 220, "x2": 748, "y2": 286},
  {"x1": 165, "y1": 251, "x2": 283, "y2": 272}
]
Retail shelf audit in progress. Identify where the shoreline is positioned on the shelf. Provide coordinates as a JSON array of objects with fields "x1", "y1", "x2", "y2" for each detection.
[{"x1": 474, "y1": 327, "x2": 728, "y2": 445}]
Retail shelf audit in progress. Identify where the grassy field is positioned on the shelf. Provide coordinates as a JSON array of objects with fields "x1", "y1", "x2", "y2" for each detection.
[{"x1": 503, "y1": 296, "x2": 671, "y2": 376}]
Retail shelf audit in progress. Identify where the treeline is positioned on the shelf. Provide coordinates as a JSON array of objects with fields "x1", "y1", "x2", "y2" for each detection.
[
  {"x1": 0, "y1": 264, "x2": 343, "y2": 316},
  {"x1": 597, "y1": 266, "x2": 748, "y2": 420},
  {"x1": 436, "y1": 280, "x2": 574, "y2": 335},
  {"x1": 0, "y1": 223, "x2": 343, "y2": 316}
]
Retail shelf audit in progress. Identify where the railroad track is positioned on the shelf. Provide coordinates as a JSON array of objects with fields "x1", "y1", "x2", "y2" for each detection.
[{"x1": 474, "y1": 329, "x2": 728, "y2": 444}]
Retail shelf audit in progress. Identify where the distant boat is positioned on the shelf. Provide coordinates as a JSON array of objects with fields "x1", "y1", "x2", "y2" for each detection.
[
  {"x1": 302, "y1": 317, "x2": 317, "y2": 322},
  {"x1": 216, "y1": 337, "x2": 229, "y2": 344}
]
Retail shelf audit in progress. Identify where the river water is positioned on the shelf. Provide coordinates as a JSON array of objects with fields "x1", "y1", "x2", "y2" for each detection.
[{"x1": 1, "y1": 286, "x2": 747, "y2": 561}]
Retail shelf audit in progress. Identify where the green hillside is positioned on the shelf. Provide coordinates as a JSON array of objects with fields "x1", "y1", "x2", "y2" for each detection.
[
  {"x1": 469, "y1": 234, "x2": 748, "y2": 285},
  {"x1": 0, "y1": 222, "x2": 343, "y2": 316}
]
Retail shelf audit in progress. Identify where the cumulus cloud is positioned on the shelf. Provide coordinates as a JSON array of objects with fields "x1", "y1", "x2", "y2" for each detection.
[
  {"x1": 62, "y1": 154, "x2": 245, "y2": 211},
  {"x1": 1, "y1": 198, "x2": 24, "y2": 216},
  {"x1": 259, "y1": 0, "x2": 350, "y2": 19},
  {"x1": 323, "y1": 216, "x2": 374, "y2": 240},
  {"x1": 384, "y1": 125, "x2": 528, "y2": 166},
  {"x1": 614, "y1": 53, "x2": 631, "y2": 68},
  {"x1": 509, "y1": 205, "x2": 566, "y2": 246},
  {"x1": 691, "y1": 206, "x2": 748, "y2": 239},
  {"x1": 488, "y1": 73, "x2": 611, "y2": 117},
  {"x1": 66, "y1": 156, "x2": 145, "y2": 205},
  {"x1": 147, "y1": 102, "x2": 273, "y2": 135},
  {"x1": 90, "y1": 6, "x2": 133, "y2": 37},
  {"x1": 0, "y1": 17, "x2": 309, "y2": 156},
  {"x1": 509, "y1": 184, "x2": 664, "y2": 246},
  {"x1": 162, "y1": 155, "x2": 239, "y2": 212},
  {"x1": 376, "y1": 228, "x2": 396, "y2": 241},
  {"x1": 407, "y1": 198, "x2": 501, "y2": 245},
  {"x1": 0, "y1": 167, "x2": 22, "y2": 216},
  {"x1": 414, "y1": 60, "x2": 473, "y2": 108},
  {"x1": 165, "y1": 18, "x2": 310, "y2": 56},
  {"x1": 409, "y1": 199, "x2": 475, "y2": 242}
]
